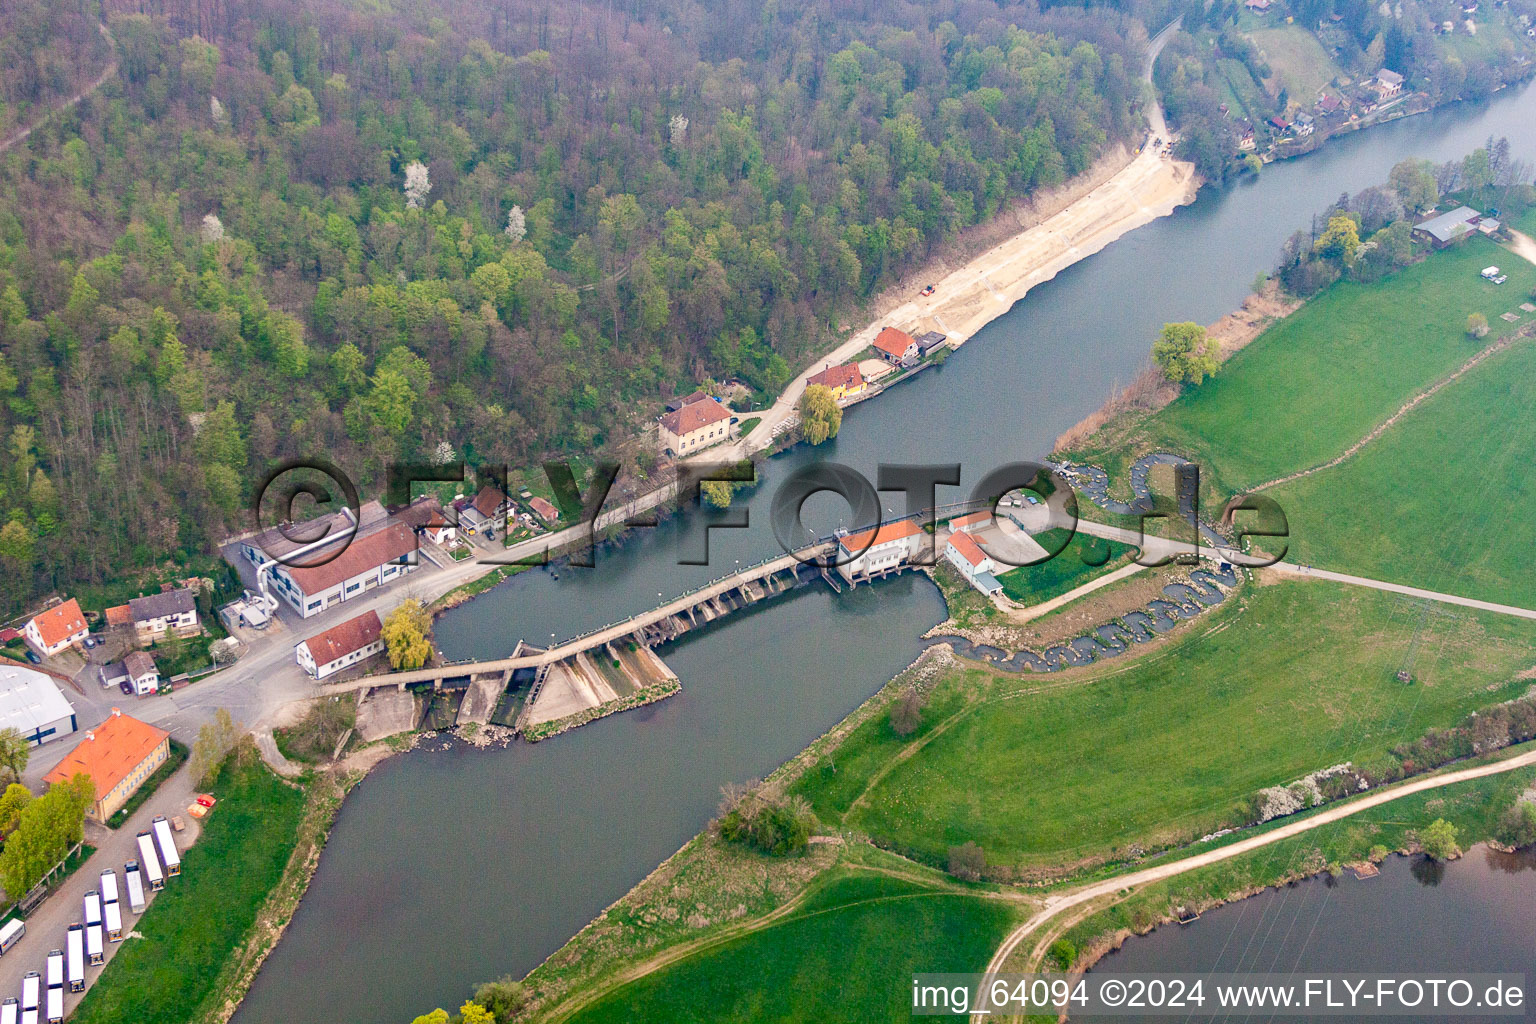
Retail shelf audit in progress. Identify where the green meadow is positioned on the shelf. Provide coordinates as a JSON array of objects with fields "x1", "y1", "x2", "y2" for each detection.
[
  {"x1": 796, "y1": 579, "x2": 1536, "y2": 872},
  {"x1": 565, "y1": 871, "x2": 1017, "y2": 1024}
]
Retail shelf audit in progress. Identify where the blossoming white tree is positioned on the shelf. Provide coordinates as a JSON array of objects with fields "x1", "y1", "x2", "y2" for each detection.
[
  {"x1": 403, "y1": 161, "x2": 431, "y2": 209},
  {"x1": 504, "y1": 205, "x2": 526, "y2": 242},
  {"x1": 201, "y1": 214, "x2": 224, "y2": 243},
  {"x1": 210, "y1": 96, "x2": 226, "y2": 126},
  {"x1": 669, "y1": 114, "x2": 689, "y2": 147}
]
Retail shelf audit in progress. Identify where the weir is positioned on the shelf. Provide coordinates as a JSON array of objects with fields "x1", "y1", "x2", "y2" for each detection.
[{"x1": 318, "y1": 540, "x2": 840, "y2": 709}]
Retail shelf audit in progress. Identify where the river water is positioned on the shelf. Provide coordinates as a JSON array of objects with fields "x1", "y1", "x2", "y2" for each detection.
[
  {"x1": 1087, "y1": 846, "x2": 1536, "y2": 1023},
  {"x1": 235, "y1": 82, "x2": 1536, "y2": 1024}
]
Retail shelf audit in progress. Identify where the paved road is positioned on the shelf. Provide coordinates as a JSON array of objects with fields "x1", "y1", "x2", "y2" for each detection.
[
  {"x1": 974, "y1": 744, "x2": 1536, "y2": 1015},
  {"x1": 0, "y1": 767, "x2": 200, "y2": 1014}
]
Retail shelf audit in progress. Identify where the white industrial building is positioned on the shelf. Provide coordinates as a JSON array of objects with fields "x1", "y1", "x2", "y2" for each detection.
[{"x1": 0, "y1": 664, "x2": 78, "y2": 746}]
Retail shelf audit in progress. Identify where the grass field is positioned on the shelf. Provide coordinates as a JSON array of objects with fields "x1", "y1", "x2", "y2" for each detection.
[
  {"x1": 1063, "y1": 237, "x2": 1536, "y2": 499},
  {"x1": 1243, "y1": 23, "x2": 1344, "y2": 102},
  {"x1": 796, "y1": 578, "x2": 1536, "y2": 872},
  {"x1": 72, "y1": 749, "x2": 306, "y2": 1023},
  {"x1": 565, "y1": 871, "x2": 1018, "y2": 1024},
  {"x1": 995, "y1": 529, "x2": 1138, "y2": 606},
  {"x1": 1268, "y1": 336, "x2": 1536, "y2": 607}
]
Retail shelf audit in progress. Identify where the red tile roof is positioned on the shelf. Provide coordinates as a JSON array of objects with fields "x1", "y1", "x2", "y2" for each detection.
[
  {"x1": 282, "y1": 522, "x2": 417, "y2": 595},
  {"x1": 873, "y1": 326, "x2": 916, "y2": 358},
  {"x1": 838, "y1": 519, "x2": 923, "y2": 553},
  {"x1": 44, "y1": 710, "x2": 169, "y2": 802},
  {"x1": 300, "y1": 610, "x2": 383, "y2": 666},
  {"x1": 807, "y1": 363, "x2": 863, "y2": 391},
  {"x1": 29, "y1": 600, "x2": 86, "y2": 648},
  {"x1": 103, "y1": 605, "x2": 133, "y2": 627},
  {"x1": 951, "y1": 511, "x2": 991, "y2": 531},
  {"x1": 660, "y1": 397, "x2": 731, "y2": 436},
  {"x1": 527, "y1": 496, "x2": 560, "y2": 521},
  {"x1": 948, "y1": 530, "x2": 990, "y2": 569}
]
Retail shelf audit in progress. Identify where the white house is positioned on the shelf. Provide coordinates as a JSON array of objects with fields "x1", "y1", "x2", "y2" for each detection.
[
  {"x1": 295, "y1": 610, "x2": 385, "y2": 680},
  {"x1": 872, "y1": 326, "x2": 919, "y2": 367},
  {"x1": 836, "y1": 520, "x2": 925, "y2": 583},
  {"x1": 1375, "y1": 68, "x2": 1404, "y2": 97},
  {"x1": 945, "y1": 531, "x2": 1003, "y2": 595},
  {"x1": 0, "y1": 665, "x2": 78, "y2": 746},
  {"x1": 268, "y1": 521, "x2": 419, "y2": 619},
  {"x1": 24, "y1": 599, "x2": 89, "y2": 657},
  {"x1": 122, "y1": 651, "x2": 160, "y2": 696},
  {"x1": 128, "y1": 588, "x2": 200, "y2": 642},
  {"x1": 949, "y1": 511, "x2": 991, "y2": 534}
]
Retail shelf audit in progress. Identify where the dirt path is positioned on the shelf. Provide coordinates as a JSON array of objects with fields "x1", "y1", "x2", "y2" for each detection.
[
  {"x1": 975, "y1": 744, "x2": 1536, "y2": 1012},
  {"x1": 1247, "y1": 325, "x2": 1533, "y2": 493},
  {"x1": 1506, "y1": 229, "x2": 1536, "y2": 268},
  {"x1": 0, "y1": 22, "x2": 116, "y2": 156}
]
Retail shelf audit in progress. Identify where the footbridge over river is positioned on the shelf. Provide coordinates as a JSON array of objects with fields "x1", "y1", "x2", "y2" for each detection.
[{"x1": 318, "y1": 539, "x2": 841, "y2": 698}]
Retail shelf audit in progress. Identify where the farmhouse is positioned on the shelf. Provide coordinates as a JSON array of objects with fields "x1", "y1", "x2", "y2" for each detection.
[
  {"x1": 24, "y1": 599, "x2": 88, "y2": 657},
  {"x1": 44, "y1": 709, "x2": 170, "y2": 822},
  {"x1": 128, "y1": 588, "x2": 200, "y2": 642},
  {"x1": 944, "y1": 531, "x2": 1003, "y2": 596},
  {"x1": 872, "y1": 326, "x2": 919, "y2": 366},
  {"x1": 806, "y1": 363, "x2": 867, "y2": 402},
  {"x1": 268, "y1": 521, "x2": 420, "y2": 619},
  {"x1": 836, "y1": 520, "x2": 925, "y2": 584},
  {"x1": 295, "y1": 609, "x2": 385, "y2": 680},
  {"x1": 0, "y1": 665, "x2": 78, "y2": 746},
  {"x1": 658, "y1": 394, "x2": 733, "y2": 456}
]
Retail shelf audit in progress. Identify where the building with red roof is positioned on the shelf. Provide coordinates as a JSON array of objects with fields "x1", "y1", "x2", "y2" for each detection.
[
  {"x1": 659, "y1": 395, "x2": 733, "y2": 456},
  {"x1": 269, "y1": 522, "x2": 419, "y2": 619},
  {"x1": 872, "y1": 326, "x2": 919, "y2": 366},
  {"x1": 836, "y1": 520, "x2": 925, "y2": 583},
  {"x1": 944, "y1": 531, "x2": 1002, "y2": 596},
  {"x1": 24, "y1": 599, "x2": 89, "y2": 657},
  {"x1": 44, "y1": 709, "x2": 169, "y2": 821},
  {"x1": 295, "y1": 609, "x2": 385, "y2": 680},
  {"x1": 806, "y1": 363, "x2": 867, "y2": 402}
]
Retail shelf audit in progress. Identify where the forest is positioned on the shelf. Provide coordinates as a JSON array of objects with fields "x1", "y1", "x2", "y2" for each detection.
[{"x1": 0, "y1": 0, "x2": 1150, "y2": 614}]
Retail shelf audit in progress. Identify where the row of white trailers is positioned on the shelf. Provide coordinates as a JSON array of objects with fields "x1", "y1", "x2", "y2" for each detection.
[{"x1": 0, "y1": 816, "x2": 180, "y2": 1023}]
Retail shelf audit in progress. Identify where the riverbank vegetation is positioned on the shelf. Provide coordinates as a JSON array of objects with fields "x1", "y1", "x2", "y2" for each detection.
[
  {"x1": 0, "y1": 0, "x2": 1151, "y2": 616},
  {"x1": 72, "y1": 737, "x2": 307, "y2": 1023},
  {"x1": 1049, "y1": 765, "x2": 1536, "y2": 973}
]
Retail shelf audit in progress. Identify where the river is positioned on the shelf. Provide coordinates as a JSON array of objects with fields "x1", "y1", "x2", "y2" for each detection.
[
  {"x1": 234, "y1": 81, "x2": 1536, "y2": 1024},
  {"x1": 1086, "y1": 845, "x2": 1536, "y2": 1023}
]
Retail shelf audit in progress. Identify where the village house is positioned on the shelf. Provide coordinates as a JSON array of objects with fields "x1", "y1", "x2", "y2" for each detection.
[
  {"x1": 1268, "y1": 115, "x2": 1291, "y2": 133},
  {"x1": 1412, "y1": 205, "x2": 1484, "y2": 247},
  {"x1": 123, "y1": 651, "x2": 160, "y2": 696},
  {"x1": 658, "y1": 392, "x2": 733, "y2": 456},
  {"x1": 1293, "y1": 112, "x2": 1315, "y2": 137},
  {"x1": 872, "y1": 326, "x2": 920, "y2": 367},
  {"x1": 806, "y1": 363, "x2": 867, "y2": 402},
  {"x1": 0, "y1": 665, "x2": 78, "y2": 746},
  {"x1": 1244, "y1": 0, "x2": 1272, "y2": 12},
  {"x1": 44, "y1": 709, "x2": 170, "y2": 822},
  {"x1": 295, "y1": 609, "x2": 385, "y2": 680},
  {"x1": 24, "y1": 599, "x2": 88, "y2": 657},
  {"x1": 460, "y1": 484, "x2": 510, "y2": 538},
  {"x1": 1374, "y1": 68, "x2": 1404, "y2": 97},
  {"x1": 949, "y1": 510, "x2": 992, "y2": 534},
  {"x1": 526, "y1": 495, "x2": 561, "y2": 524},
  {"x1": 267, "y1": 521, "x2": 419, "y2": 619},
  {"x1": 944, "y1": 530, "x2": 1003, "y2": 596},
  {"x1": 1237, "y1": 121, "x2": 1257, "y2": 151},
  {"x1": 836, "y1": 520, "x2": 925, "y2": 584},
  {"x1": 128, "y1": 588, "x2": 200, "y2": 643},
  {"x1": 392, "y1": 495, "x2": 456, "y2": 547}
]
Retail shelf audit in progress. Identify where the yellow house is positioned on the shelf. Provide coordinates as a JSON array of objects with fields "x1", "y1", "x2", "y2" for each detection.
[
  {"x1": 806, "y1": 363, "x2": 867, "y2": 402},
  {"x1": 659, "y1": 394, "x2": 734, "y2": 456},
  {"x1": 44, "y1": 709, "x2": 171, "y2": 822}
]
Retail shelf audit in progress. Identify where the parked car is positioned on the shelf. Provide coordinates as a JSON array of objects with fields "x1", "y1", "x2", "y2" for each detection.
[
  {"x1": 24, "y1": 651, "x2": 41, "y2": 664},
  {"x1": 82, "y1": 636, "x2": 98, "y2": 649},
  {"x1": 118, "y1": 681, "x2": 134, "y2": 696}
]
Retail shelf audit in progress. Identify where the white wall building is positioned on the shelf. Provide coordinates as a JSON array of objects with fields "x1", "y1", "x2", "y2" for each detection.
[
  {"x1": 836, "y1": 520, "x2": 925, "y2": 583},
  {"x1": 0, "y1": 665, "x2": 78, "y2": 746},
  {"x1": 128, "y1": 588, "x2": 200, "y2": 642},
  {"x1": 24, "y1": 599, "x2": 89, "y2": 657},
  {"x1": 944, "y1": 531, "x2": 1002, "y2": 596},
  {"x1": 295, "y1": 610, "x2": 385, "y2": 679},
  {"x1": 268, "y1": 521, "x2": 419, "y2": 619}
]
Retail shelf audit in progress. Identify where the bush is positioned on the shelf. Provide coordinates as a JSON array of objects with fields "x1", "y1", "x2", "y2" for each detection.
[
  {"x1": 1466, "y1": 312, "x2": 1490, "y2": 339},
  {"x1": 947, "y1": 841, "x2": 986, "y2": 882},
  {"x1": 273, "y1": 697, "x2": 356, "y2": 764},
  {"x1": 1047, "y1": 938, "x2": 1077, "y2": 971},
  {"x1": 718, "y1": 785, "x2": 814, "y2": 856},
  {"x1": 1494, "y1": 801, "x2": 1536, "y2": 850},
  {"x1": 1419, "y1": 818, "x2": 1460, "y2": 861}
]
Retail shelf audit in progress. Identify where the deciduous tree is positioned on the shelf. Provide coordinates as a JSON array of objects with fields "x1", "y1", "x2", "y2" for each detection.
[
  {"x1": 383, "y1": 599, "x2": 433, "y2": 670},
  {"x1": 798, "y1": 384, "x2": 842, "y2": 445},
  {"x1": 1152, "y1": 322, "x2": 1221, "y2": 385}
]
